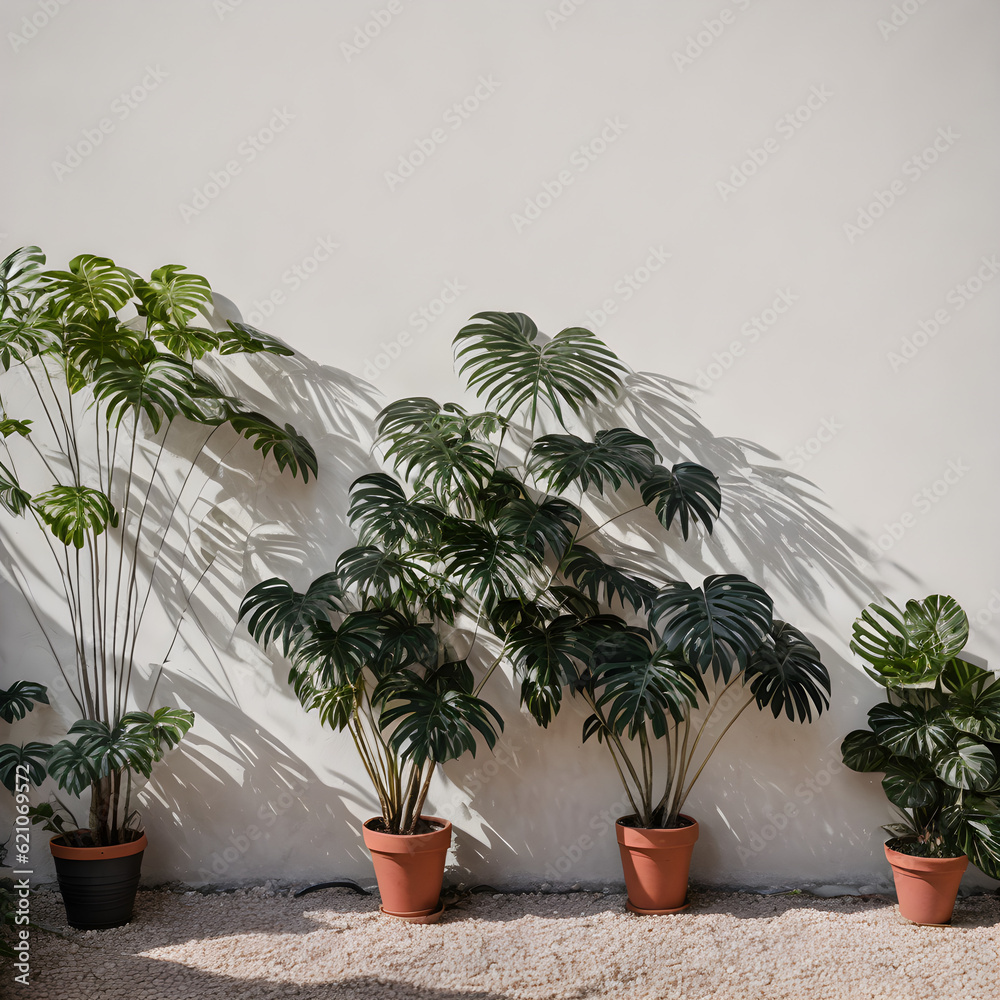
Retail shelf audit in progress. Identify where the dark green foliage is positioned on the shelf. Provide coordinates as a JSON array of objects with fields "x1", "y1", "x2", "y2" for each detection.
[{"x1": 842, "y1": 594, "x2": 1000, "y2": 877}]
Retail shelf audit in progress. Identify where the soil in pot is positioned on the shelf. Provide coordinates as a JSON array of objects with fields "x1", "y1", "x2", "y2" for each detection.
[
  {"x1": 616, "y1": 814, "x2": 699, "y2": 915},
  {"x1": 362, "y1": 816, "x2": 451, "y2": 919},
  {"x1": 49, "y1": 831, "x2": 147, "y2": 930},
  {"x1": 884, "y1": 840, "x2": 968, "y2": 925}
]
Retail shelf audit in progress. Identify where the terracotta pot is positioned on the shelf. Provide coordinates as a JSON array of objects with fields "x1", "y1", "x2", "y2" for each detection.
[
  {"x1": 616, "y1": 814, "x2": 699, "y2": 914},
  {"x1": 362, "y1": 816, "x2": 451, "y2": 919},
  {"x1": 49, "y1": 832, "x2": 147, "y2": 929},
  {"x1": 884, "y1": 842, "x2": 968, "y2": 925}
]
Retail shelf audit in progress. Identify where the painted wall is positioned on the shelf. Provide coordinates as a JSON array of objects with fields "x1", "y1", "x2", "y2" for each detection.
[{"x1": 1, "y1": 0, "x2": 998, "y2": 892}]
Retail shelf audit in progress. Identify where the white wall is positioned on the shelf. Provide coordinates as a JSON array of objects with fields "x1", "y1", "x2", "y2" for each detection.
[{"x1": 2, "y1": 0, "x2": 999, "y2": 892}]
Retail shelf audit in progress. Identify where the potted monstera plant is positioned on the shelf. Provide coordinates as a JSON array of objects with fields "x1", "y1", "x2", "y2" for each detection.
[
  {"x1": 842, "y1": 594, "x2": 1000, "y2": 924},
  {"x1": 0, "y1": 246, "x2": 316, "y2": 928},
  {"x1": 241, "y1": 310, "x2": 830, "y2": 916}
]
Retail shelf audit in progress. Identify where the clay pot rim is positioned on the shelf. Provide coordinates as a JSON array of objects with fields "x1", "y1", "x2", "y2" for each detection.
[
  {"x1": 884, "y1": 842, "x2": 968, "y2": 874},
  {"x1": 362, "y1": 815, "x2": 451, "y2": 851},
  {"x1": 49, "y1": 831, "x2": 147, "y2": 861},
  {"x1": 616, "y1": 814, "x2": 700, "y2": 848}
]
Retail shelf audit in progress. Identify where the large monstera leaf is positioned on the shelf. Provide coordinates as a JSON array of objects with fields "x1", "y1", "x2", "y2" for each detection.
[
  {"x1": 528, "y1": 429, "x2": 657, "y2": 494},
  {"x1": 439, "y1": 520, "x2": 534, "y2": 609},
  {"x1": 590, "y1": 630, "x2": 699, "y2": 740},
  {"x1": 744, "y1": 621, "x2": 830, "y2": 722},
  {"x1": 0, "y1": 245, "x2": 47, "y2": 317},
  {"x1": 454, "y1": 311, "x2": 627, "y2": 424},
  {"x1": 640, "y1": 463, "x2": 722, "y2": 540},
  {"x1": 34, "y1": 485, "x2": 118, "y2": 548},
  {"x1": 507, "y1": 614, "x2": 624, "y2": 727},
  {"x1": 348, "y1": 472, "x2": 444, "y2": 548},
  {"x1": 133, "y1": 263, "x2": 213, "y2": 329},
  {"x1": 493, "y1": 495, "x2": 580, "y2": 563},
  {"x1": 225, "y1": 408, "x2": 318, "y2": 482},
  {"x1": 42, "y1": 254, "x2": 135, "y2": 320},
  {"x1": 0, "y1": 680, "x2": 49, "y2": 723},
  {"x1": 851, "y1": 595, "x2": 968, "y2": 687},
  {"x1": 375, "y1": 398, "x2": 497, "y2": 505},
  {"x1": 651, "y1": 574, "x2": 773, "y2": 682},
  {"x1": 0, "y1": 741, "x2": 50, "y2": 791},
  {"x1": 378, "y1": 672, "x2": 503, "y2": 768},
  {"x1": 239, "y1": 572, "x2": 344, "y2": 656},
  {"x1": 561, "y1": 546, "x2": 657, "y2": 613}
]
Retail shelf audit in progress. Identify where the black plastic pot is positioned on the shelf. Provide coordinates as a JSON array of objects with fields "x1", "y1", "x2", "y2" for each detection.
[{"x1": 49, "y1": 832, "x2": 147, "y2": 929}]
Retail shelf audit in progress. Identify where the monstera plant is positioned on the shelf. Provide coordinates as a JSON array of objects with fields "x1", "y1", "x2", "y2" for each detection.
[
  {"x1": 0, "y1": 246, "x2": 315, "y2": 928},
  {"x1": 241, "y1": 311, "x2": 829, "y2": 916},
  {"x1": 842, "y1": 595, "x2": 1000, "y2": 922}
]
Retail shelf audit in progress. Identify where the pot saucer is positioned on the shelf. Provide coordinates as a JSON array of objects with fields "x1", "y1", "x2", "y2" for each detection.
[
  {"x1": 380, "y1": 902, "x2": 445, "y2": 924},
  {"x1": 626, "y1": 899, "x2": 690, "y2": 915}
]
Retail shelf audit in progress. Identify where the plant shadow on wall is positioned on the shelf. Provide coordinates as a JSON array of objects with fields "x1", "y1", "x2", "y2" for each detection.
[
  {"x1": 0, "y1": 247, "x2": 383, "y2": 898},
  {"x1": 240, "y1": 310, "x2": 886, "y2": 902}
]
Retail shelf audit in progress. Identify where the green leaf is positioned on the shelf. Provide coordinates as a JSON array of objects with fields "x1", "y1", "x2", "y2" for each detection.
[
  {"x1": 528, "y1": 429, "x2": 657, "y2": 494},
  {"x1": 0, "y1": 312, "x2": 54, "y2": 370},
  {"x1": 933, "y1": 735, "x2": 997, "y2": 791},
  {"x1": 944, "y1": 800, "x2": 1000, "y2": 879},
  {"x1": 225, "y1": 408, "x2": 318, "y2": 482},
  {"x1": 348, "y1": 472, "x2": 444, "y2": 548},
  {"x1": 946, "y1": 679, "x2": 1000, "y2": 740},
  {"x1": 0, "y1": 742, "x2": 50, "y2": 792},
  {"x1": 92, "y1": 352, "x2": 198, "y2": 432},
  {"x1": 133, "y1": 264, "x2": 212, "y2": 328},
  {"x1": 454, "y1": 311, "x2": 627, "y2": 424},
  {"x1": 35, "y1": 485, "x2": 117, "y2": 547},
  {"x1": 744, "y1": 621, "x2": 830, "y2": 722},
  {"x1": 867, "y1": 702, "x2": 953, "y2": 759},
  {"x1": 63, "y1": 314, "x2": 143, "y2": 373},
  {"x1": 369, "y1": 611, "x2": 438, "y2": 675},
  {"x1": 851, "y1": 595, "x2": 968, "y2": 686},
  {"x1": 239, "y1": 573, "x2": 344, "y2": 656},
  {"x1": 841, "y1": 729, "x2": 892, "y2": 772},
  {"x1": 42, "y1": 254, "x2": 135, "y2": 320},
  {"x1": 120, "y1": 707, "x2": 195, "y2": 760},
  {"x1": 217, "y1": 320, "x2": 295, "y2": 356},
  {"x1": 561, "y1": 546, "x2": 657, "y2": 613},
  {"x1": 493, "y1": 495, "x2": 580, "y2": 563},
  {"x1": 0, "y1": 462, "x2": 31, "y2": 516},
  {"x1": 881, "y1": 757, "x2": 941, "y2": 809},
  {"x1": 640, "y1": 462, "x2": 722, "y2": 540},
  {"x1": 651, "y1": 574, "x2": 774, "y2": 682},
  {"x1": 336, "y1": 546, "x2": 422, "y2": 602},
  {"x1": 294, "y1": 612, "x2": 383, "y2": 686},
  {"x1": 439, "y1": 520, "x2": 534, "y2": 610},
  {"x1": 0, "y1": 246, "x2": 47, "y2": 318},
  {"x1": 0, "y1": 680, "x2": 49, "y2": 723},
  {"x1": 592, "y1": 631, "x2": 699, "y2": 739},
  {"x1": 375, "y1": 398, "x2": 496, "y2": 505},
  {"x1": 379, "y1": 676, "x2": 502, "y2": 767},
  {"x1": 150, "y1": 324, "x2": 219, "y2": 360},
  {"x1": 307, "y1": 682, "x2": 358, "y2": 731},
  {"x1": 0, "y1": 418, "x2": 32, "y2": 439}
]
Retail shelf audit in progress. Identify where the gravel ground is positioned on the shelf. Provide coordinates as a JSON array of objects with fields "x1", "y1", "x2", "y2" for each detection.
[{"x1": 16, "y1": 886, "x2": 1000, "y2": 1000}]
